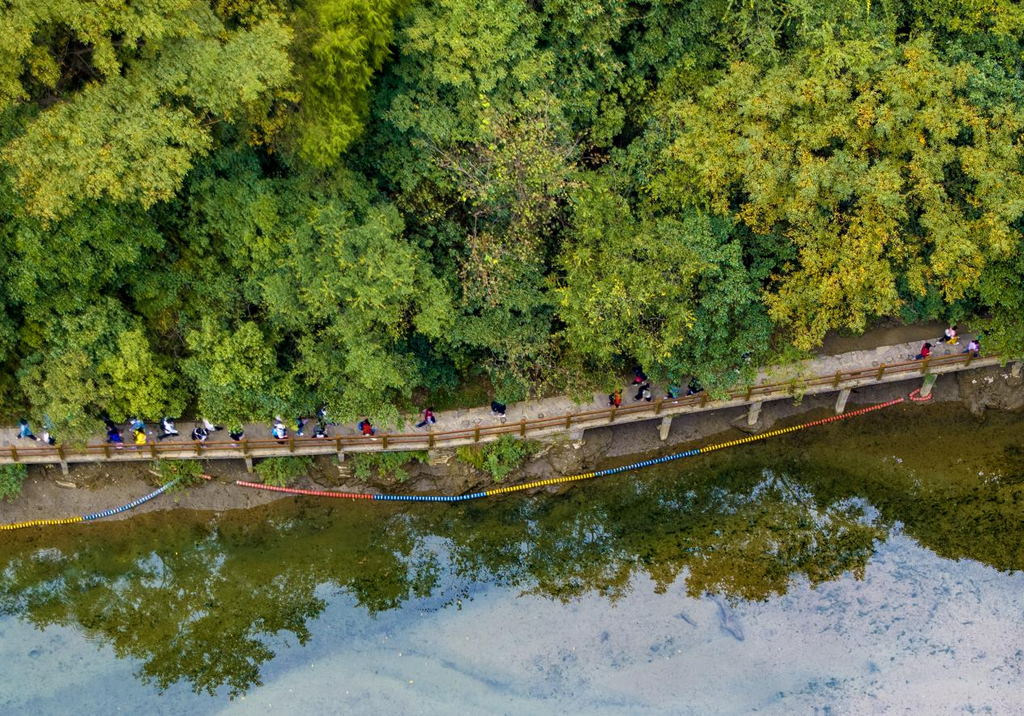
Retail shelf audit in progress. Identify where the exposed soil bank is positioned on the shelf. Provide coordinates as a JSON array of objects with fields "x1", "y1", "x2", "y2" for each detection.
[{"x1": 2, "y1": 367, "x2": 1020, "y2": 526}]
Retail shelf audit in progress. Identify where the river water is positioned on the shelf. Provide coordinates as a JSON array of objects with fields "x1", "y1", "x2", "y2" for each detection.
[{"x1": 1, "y1": 404, "x2": 1022, "y2": 714}]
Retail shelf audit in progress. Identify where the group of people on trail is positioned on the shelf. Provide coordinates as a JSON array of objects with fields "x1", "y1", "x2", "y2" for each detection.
[
  {"x1": 916, "y1": 326, "x2": 981, "y2": 361},
  {"x1": 608, "y1": 368, "x2": 703, "y2": 407},
  {"x1": 16, "y1": 418, "x2": 56, "y2": 445}
]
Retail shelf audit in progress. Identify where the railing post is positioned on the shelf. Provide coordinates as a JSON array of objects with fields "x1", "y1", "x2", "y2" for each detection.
[
  {"x1": 149, "y1": 442, "x2": 157, "y2": 459},
  {"x1": 103, "y1": 443, "x2": 111, "y2": 458},
  {"x1": 195, "y1": 440, "x2": 202, "y2": 456},
  {"x1": 565, "y1": 414, "x2": 572, "y2": 429},
  {"x1": 609, "y1": 406, "x2": 617, "y2": 423},
  {"x1": 473, "y1": 426, "x2": 480, "y2": 442},
  {"x1": 654, "y1": 397, "x2": 664, "y2": 415},
  {"x1": 10, "y1": 446, "x2": 17, "y2": 462},
  {"x1": 832, "y1": 371, "x2": 842, "y2": 388},
  {"x1": 965, "y1": 353, "x2": 973, "y2": 367},
  {"x1": 876, "y1": 363, "x2": 886, "y2": 381},
  {"x1": 288, "y1": 436, "x2": 295, "y2": 453},
  {"x1": 920, "y1": 356, "x2": 930, "y2": 375},
  {"x1": 243, "y1": 438, "x2": 250, "y2": 456},
  {"x1": 700, "y1": 392, "x2": 708, "y2": 407},
  {"x1": 428, "y1": 430, "x2": 435, "y2": 448},
  {"x1": 745, "y1": 386, "x2": 752, "y2": 401},
  {"x1": 332, "y1": 437, "x2": 339, "y2": 453},
  {"x1": 520, "y1": 418, "x2": 526, "y2": 436},
  {"x1": 382, "y1": 434, "x2": 389, "y2": 449},
  {"x1": 57, "y1": 444, "x2": 65, "y2": 461}
]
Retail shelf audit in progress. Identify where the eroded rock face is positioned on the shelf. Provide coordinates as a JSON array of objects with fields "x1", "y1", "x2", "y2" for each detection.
[
  {"x1": 957, "y1": 366, "x2": 1024, "y2": 417},
  {"x1": 541, "y1": 427, "x2": 614, "y2": 476}
]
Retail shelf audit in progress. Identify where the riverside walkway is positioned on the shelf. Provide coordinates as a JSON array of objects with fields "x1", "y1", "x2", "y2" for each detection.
[{"x1": 0, "y1": 332, "x2": 1006, "y2": 473}]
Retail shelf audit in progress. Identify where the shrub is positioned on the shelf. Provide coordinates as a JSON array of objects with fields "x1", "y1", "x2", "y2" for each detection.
[
  {"x1": 0, "y1": 464, "x2": 28, "y2": 502},
  {"x1": 153, "y1": 461, "x2": 205, "y2": 492},
  {"x1": 457, "y1": 436, "x2": 538, "y2": 482},
  {"x1": 351, "y1": 451, "x2": 429, "y2": 482},
  {"x1": 255, "y1": 456, "x2": 312, "y2": 487}
]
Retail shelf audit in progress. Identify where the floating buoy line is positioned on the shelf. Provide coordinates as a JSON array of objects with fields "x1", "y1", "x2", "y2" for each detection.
[{"x1": 1, "y1": 399, "x2": 904, "y2": 530}]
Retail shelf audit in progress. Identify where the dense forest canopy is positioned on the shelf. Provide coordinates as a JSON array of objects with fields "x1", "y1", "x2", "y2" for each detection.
[{"x1": 2, "y1": 0, "x2": 1023, "y2": 437}]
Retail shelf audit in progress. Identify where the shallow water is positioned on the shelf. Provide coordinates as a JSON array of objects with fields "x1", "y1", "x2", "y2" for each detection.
[{"x1": 1, "y1": 404, "x2": 1022, "y2": 714}]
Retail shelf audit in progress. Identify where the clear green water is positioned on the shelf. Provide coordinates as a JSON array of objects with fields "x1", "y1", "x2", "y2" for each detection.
[{"x1": 1, "y1": 404, "x2": 1022, "y2": 714}]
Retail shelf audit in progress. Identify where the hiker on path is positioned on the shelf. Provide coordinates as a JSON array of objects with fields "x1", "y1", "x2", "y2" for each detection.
[
  {"x1": 296, "y1": 416, "x2": 307, "y2": 437},
  {"x1": 965, "y1": 339, "x2": 981, "y2": 358},
  {"x1": 633, "y1": 367, "x2": 648, "y2": 385},
  {"x1": 608, "y1": 389, "x2": 622, "y2": 407},
  {"x1": 313, "y1": 424, "x2": 329, "y2": 439},
  {"x1": 191, "y1": 425, "x2": 209, "y2": 443},
  {"x1": 416, "y1": 407, "x2": 437, "y2": 428},
  {"x1": 686, "y1": 377, "x2": 703, "y2": 396},
  {"x1": 634, "y1": 382, "x2": 652, "y2": 402},
  {"x1": 158, "y1": 417, "x2": 180, "y2": 440},
  {"x1": 229, "y1": 428, "x2": 245, "y2": 444},
  {"x1": 940, "y1": 326, "x2": 960, "y2": 345},
  {"x1": 358, "y1": 419, "x2": 375, "y2": 436},
  {"x1": 133, "y1": 428, "x2": 147, "y2": 448},
  {"x1": 271, "y1": 422, "x2": 287, "y2": 442},
  {"x1": 106, "y1": 425, "x2": 124, "y2": 449},
  {"x1": 915, "y1": 342, "x2": 932, "y2": 360},
  {"x1": 17, "y1": 418, "x2": 38, "y2": 441},
  {"x1": 201, "y1": 418, "x2": 222, "y2": 433},
  {"x1": 490, "y1": 401, "x2": 506, "y2": 418}
]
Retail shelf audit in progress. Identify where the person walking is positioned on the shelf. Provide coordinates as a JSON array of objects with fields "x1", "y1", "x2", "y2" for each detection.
[
  {"x1": 129, "y1": 417, "x2": 145, "y2": 433},
  {"x1": 608, "y1": 389, "x2": 622, "y2": 407},
  {"x1": 633, "y1": 367, "x2": 648, "y2": 385},
  {"x1": 416, "y1": 407, "x2": 436, "y2": 428},
  {"x1": 201, "y1": 418, "x2": 223, "y2": 433},
  {"x1": 158, "y1": 417, "x2": 180, "y2": 440},
  {"x1": 191, "y1": 425, "x2": 209, "y2": 444},
  {"x1": 686, "y1": 377, "x2": 703, "y2": 396},
  {"x1": 634, "y1": 382, "x2": 652, "y2": 402},
  {"x1": 965, "y1": 339, "x2": 981, "y2": 358},
  {"x1": 312, "y1": 424, "x2": 329, "y2": 439},
  {"x1": 940, "y1": 325, "x2": 960, "y2": 345},
  {"x1": 17, "y1": 418, "x2": 38, "y2": 441},
  {"x1": 106, "y1": 425, "x2": 124, "y2": 450},
  {"x1": 358, "y1": 418, "x2": 375, "y2": 436},
  {"x1": 490, "y1": 401, "x2": 506, "y2": 418},
  {"x1": 132, "y1": 428, "x2": 148, "y2": 448},
  {"x1": 296, "y1": 416, "x2": 307, "y2": 437},
  {"x1": 915, "y1": 342, "x2": 932, "y2": 360},
  {"x1": 271, "y1": 422, "x2": 287, "y2": 442}
]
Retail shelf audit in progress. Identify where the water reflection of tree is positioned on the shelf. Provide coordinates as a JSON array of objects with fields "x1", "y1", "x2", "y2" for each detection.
[
  {"x1": 436, "y1": 463, "x2": 883, "y2": 603},
  {"x1": 5, "y1": 447, "x2": 1019, "y2": 699}
]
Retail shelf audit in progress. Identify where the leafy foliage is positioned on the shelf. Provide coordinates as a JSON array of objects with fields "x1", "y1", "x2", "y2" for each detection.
[
  {"x1": 351, "y1": 450, "x2": 429, "y2": 482},
  {"x1": 154, "y1": 460, "x2": 206, "y2": 492},
  {"x1": 456, "y1": 435, "x2": 538, "y2": 482},
  {"x1": 2, "y1": 0, "x2": 1024, "y2": 434},
  {"x1": 0, "y1": 464, "x2": 28, "y2": 502},
  {"x1": 255, "y1": 456, "x2": 313, "y2": 487}
]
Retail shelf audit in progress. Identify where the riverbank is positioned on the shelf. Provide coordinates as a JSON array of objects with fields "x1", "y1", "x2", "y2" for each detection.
[{"x1": 2, "y1": 366, "x2": 1020, "y2": 527}]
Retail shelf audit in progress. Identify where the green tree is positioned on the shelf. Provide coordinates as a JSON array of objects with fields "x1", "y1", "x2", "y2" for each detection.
[
  {"x1": 0, "y1": 1, "x2": 293, "y2": 221},
  {"x1": 654, "y1": 36, "x2": 1024, "y2": 349}
]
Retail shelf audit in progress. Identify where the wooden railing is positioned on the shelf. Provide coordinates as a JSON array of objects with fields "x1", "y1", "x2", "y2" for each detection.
[{"x1": 0, "y1": 350, "x2": 1001, "y2": 464}]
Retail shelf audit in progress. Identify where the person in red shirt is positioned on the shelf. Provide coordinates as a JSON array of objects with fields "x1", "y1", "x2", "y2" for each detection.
[
  {"x1": 359, "y1": 419, "x2": 375, "y2": 436},
  {"x1": 915, "y1": 342, "x2": 932, "y2": 360},
  {"x1": 416, "y1": 407, "x2": 436, "y2": 428}
]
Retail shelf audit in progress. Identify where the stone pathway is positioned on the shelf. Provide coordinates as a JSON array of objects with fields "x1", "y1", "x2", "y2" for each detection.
[{"x1": 0, "y1": 328, "x2": 981, "y2": 450}]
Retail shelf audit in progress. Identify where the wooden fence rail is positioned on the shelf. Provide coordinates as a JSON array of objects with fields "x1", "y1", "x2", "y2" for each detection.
[{"x1": 0, "y1": 350, "x2": 1005, "y2": 466}]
